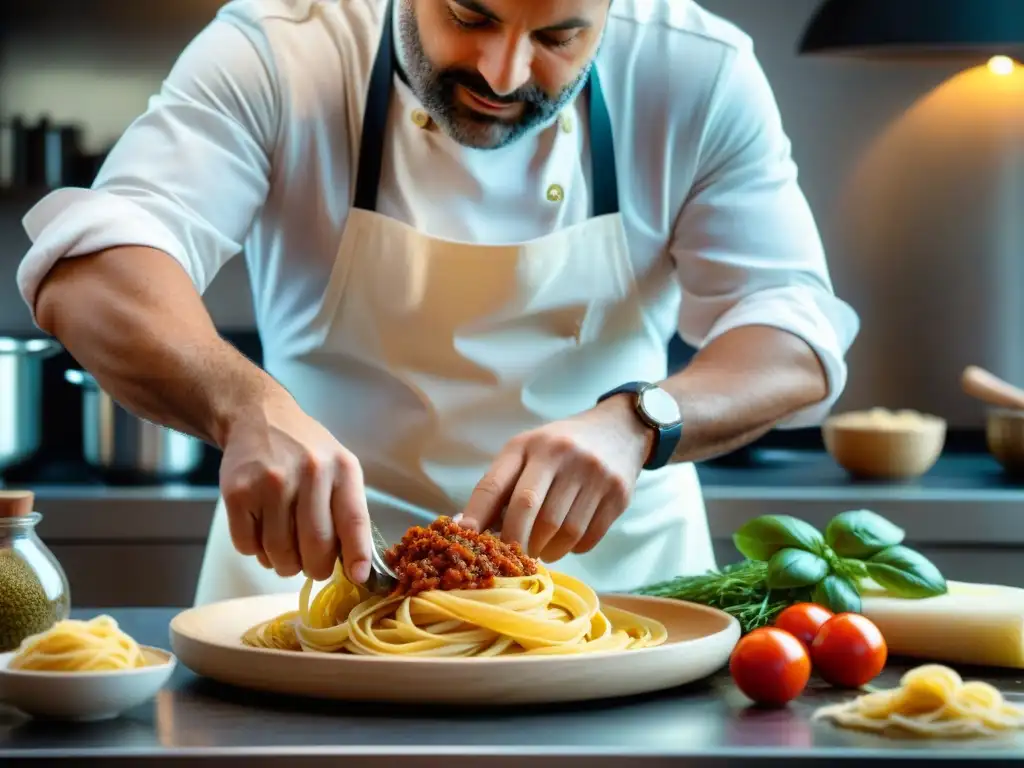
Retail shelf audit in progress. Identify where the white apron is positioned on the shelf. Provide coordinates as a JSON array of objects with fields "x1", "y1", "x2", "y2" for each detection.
[{"x1": 193, "y1": 3, "x2": 716, "y2": 606}]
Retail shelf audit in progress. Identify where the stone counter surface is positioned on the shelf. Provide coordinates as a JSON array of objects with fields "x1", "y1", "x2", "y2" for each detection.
[
  {"x1": 9, "y1": 451, "x2": 1024, "y2": 608},
  {"x1": 22, "y1": 453, "x2": 1024, "y2": 546},
  {"x1": 2, "y1": 608, "x2": 1024, "y2": 766}
]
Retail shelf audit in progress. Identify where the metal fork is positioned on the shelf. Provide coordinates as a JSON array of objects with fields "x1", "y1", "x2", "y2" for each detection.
[{"x1": 343, "y1": 521, "x2": 398, "y2": 595}]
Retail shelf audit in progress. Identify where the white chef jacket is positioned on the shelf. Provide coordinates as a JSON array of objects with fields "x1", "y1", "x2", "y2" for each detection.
[{"x1": 16, "y1": 0, "x2": 859, "y2": 428}]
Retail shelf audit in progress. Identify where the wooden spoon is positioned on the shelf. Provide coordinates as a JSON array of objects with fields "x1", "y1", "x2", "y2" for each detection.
[{"x1": 961, "y1": 365, "x2": 1024, "y2": 411}]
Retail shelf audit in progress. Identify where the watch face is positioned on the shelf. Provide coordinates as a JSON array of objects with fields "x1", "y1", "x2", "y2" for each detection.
[{"x1": 639, "y1": 386, "x2": 681, "y2": 427}]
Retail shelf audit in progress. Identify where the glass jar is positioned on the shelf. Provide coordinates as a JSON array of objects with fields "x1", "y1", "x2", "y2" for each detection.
[{"x1": 0, "y1": 490, "x2": 70, "y2": 652}]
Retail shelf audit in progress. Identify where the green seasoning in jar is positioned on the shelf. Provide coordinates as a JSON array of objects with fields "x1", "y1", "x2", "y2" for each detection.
[{"x1": 0, "y1": 490, "x2": 71, "y2": 652}]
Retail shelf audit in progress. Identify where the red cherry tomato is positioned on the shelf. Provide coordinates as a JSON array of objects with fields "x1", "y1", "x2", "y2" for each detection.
[
  {"x1": 810, "y1": 613, "x2": 888, "y2": 688},
  {"x1": 729, "y1": 627, "x2": 811, "y2": 706},
  {"x1": 774, "y1": 603, "x2": 834, "y2": 649}
]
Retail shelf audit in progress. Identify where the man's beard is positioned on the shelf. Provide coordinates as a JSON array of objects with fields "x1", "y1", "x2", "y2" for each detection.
[{"x1": 397, "y1": 3, "x2": 591, "y2": 150}]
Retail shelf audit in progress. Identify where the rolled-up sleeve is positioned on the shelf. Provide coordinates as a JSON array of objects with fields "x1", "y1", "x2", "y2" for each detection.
[
  {"x1": 17, "y1": 13, "x2": 279, "y2": 321},
  {"x1": 670, "y1": 42, "x2": 860, "y2": 429}
]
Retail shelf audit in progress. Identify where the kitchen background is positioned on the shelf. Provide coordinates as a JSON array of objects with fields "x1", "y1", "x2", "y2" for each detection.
[{"x1": 2, "y1": 0, "x2": 1023, "y2": 606}]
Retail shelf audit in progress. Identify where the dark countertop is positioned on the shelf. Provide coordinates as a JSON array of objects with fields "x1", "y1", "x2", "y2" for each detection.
[
  {"x1": 697, "y1": 450, "x2": 1024, "y2": 496},
  {"x1": 2, "y1": 609, "x2": 1024, "y2": 766},
  {"x1": 16, "y1": 450, "x2": 1024, "y2": 500},
  {"x1": 6, "y1": 451, "x2": 1024, "y2": 549}
]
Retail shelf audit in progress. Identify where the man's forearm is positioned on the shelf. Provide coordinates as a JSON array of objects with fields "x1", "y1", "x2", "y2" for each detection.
[
  {"x1": 35, "y1": 246, "x2": 284, "y2": 449},
  {"x1": 660, "y1": 325, "x2": 830, "y2": 464}
]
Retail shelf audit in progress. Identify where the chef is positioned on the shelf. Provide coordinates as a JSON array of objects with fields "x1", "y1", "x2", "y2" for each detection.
[{"x1": 16, "y1": 0, "x2": 859, "y2": 605}]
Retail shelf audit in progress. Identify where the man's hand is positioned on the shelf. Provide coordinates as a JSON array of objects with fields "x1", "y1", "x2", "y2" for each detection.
[
  {"x1": 459, "y1": 395, "x2": 653, "y2": 562},
  {"x1": 218, "y1": 391, "x2": 373, "y2": 585},
  {"x1": 31, "y1": 245, "x2": 376, "y2": 586}
]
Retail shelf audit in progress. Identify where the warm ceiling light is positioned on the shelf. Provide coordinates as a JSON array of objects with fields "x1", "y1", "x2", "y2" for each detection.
[{"x1": 987, "y1": 55, "x2": 1016, "y2": 75}]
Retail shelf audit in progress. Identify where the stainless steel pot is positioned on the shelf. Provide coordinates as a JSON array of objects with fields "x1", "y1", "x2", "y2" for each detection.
[
  {"x1": 0, "y1": 338, "x2": 62, "y2": 473},
  {"x1": 64, "y1": 369, "x2": 204, "y2": 481}
]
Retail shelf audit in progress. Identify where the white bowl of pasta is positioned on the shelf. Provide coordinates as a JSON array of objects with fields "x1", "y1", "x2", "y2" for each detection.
[{"x1": 0, "y1": 615, "x2": 176, "y2": 721}]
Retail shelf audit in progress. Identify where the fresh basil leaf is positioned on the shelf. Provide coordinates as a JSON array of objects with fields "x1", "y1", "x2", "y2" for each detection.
[
  {"x1": 825, "y1": 509, "x2": 905, "y2": 559},
  {"x1": 865, "y1": 546, "x2": 947, "y2": 598},
  {"x1": 840, "y1": 558, "x2": 869, "y2": 579},
  {"x1": 826, "y1": 556, "x2": 867, "y2": 585},
  {"x1": 813, "y1": 574, "x2": 862, "y2": 614},
  {"x1": 766, "y1": 548, "x2": 829, "y2": 590},
  {"x1": 733, "y1": 515, "x2": 826, "y2": 562}
]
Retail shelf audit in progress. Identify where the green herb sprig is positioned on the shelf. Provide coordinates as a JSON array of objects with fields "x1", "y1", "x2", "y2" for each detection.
[{"x1": 634, "y1": 509, "x2": 947, "y2": 634}]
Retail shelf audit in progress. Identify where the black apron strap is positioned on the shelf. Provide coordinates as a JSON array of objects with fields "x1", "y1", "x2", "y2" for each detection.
[
  {"x1": 352, "y1": 1, "x2": 397, "y2": 212},
  {"x1": 586, "y1": 63, "x2": 620, "y2": 218},
  {"x1": 353, "y1": 0, "x2": 620, "y2": 218}
]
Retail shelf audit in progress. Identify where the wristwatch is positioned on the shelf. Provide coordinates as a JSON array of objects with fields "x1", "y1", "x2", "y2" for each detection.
[{"x1": 597, "y1": 382, "x2": 683, "y2": 471}]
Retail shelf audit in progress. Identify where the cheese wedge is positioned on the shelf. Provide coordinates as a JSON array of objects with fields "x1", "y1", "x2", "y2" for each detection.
[{"x1": 860, "y1": 581, "x2": 1024, "y2": 669}]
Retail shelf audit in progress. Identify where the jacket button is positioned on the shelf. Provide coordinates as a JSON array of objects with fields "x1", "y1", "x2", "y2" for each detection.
[
  {"x1": 411, "y1": 109, "x2": 431, "y2": 129},
  {"x1": 546, "y1": 184, "x2": 565, "y2": 203}
]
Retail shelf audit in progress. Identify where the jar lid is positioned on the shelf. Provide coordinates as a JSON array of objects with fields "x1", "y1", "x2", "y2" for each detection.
[{"x1": 0, "y1": 490, "x2": 35, "y2": 518}]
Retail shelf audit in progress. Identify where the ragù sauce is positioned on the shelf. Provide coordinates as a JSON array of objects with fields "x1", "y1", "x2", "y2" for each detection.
[{"x1": 383, "y1": 517, "x2": 537, "y2": 596}]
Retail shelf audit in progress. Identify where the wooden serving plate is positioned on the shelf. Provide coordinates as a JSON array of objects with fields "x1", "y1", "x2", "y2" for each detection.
[{"x1": 169, "y1": 592, "x2": 740, "y2": 706}]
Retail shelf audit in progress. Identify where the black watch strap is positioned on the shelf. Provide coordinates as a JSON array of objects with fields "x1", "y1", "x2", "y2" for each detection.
[
  {"x1": 648, "y1": 419, "x2": 682, "y2": 470},
  {"x1": 597, "y1": 382, "x2": 683, "y2": 471}
]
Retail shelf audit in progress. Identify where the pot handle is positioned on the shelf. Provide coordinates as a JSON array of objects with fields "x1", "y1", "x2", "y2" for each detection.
[{"x1": 64, "y1": 369, "x2": 100, "y2": 390}]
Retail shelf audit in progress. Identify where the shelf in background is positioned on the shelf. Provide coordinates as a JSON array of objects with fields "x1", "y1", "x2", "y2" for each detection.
[
  {"x1": 5, "y1": 0, "x2": 225, "y2": 34},
  {"x1": 698, "y1": 449, "x2": 1024, "y2": 496}
]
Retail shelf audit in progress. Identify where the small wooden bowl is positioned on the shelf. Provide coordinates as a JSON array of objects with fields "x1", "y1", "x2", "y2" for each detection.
[
  {"x1": 986, "y1": 408, "x2": 1024, "y2": 478},
  {"x1": 822, "y1": 408, "x2": 947, "y2": 481}
]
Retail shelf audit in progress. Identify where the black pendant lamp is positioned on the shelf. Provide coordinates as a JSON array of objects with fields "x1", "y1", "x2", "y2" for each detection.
[{"x1": 798, "y1": 0, "x2": 1024, "y2": 59}]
